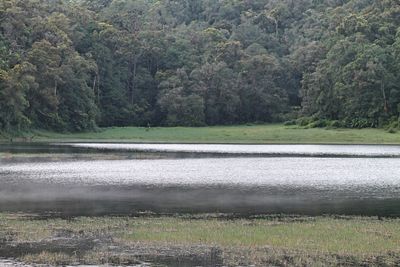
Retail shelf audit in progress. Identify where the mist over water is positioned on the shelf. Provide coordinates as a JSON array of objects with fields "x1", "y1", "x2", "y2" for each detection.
[{"x1": 1, "y1": 143, "x2": 400, "y2": 216}]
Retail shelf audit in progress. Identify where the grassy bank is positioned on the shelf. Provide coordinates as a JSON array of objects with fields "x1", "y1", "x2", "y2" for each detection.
[
  {"x1": 10, "y1": 124, "x2": 400, "y2": 144},
  {"x1": 1, "y1": 214, "x2": 399, "y2": 266}
]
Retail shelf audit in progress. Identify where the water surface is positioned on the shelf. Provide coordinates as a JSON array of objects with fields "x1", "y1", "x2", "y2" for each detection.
[
  {"x1": 1, "y1": 144, "x2": 399, "y2": 216},
  {"x1": 63, "y1": 143, "x2": 400, "y2": 157}
]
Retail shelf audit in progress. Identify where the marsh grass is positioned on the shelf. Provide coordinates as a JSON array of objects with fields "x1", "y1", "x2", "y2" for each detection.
[
  {"x1": 21, "y1": 252, "x2": 78, "y2": 266},
  {"x1": 25, "y1": 124, "x2": 400, "y2": 144},
  {"x1": 119, "y1": 217, "x2": 400, "y2": 256},
  {"x1": 1, "y1": 214, "x2": 399, "y2": 255}
]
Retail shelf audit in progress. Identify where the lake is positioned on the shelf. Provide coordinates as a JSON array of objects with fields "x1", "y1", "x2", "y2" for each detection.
[{"x1": 1, "y1": 143, "x2": 400, "y2": 216}]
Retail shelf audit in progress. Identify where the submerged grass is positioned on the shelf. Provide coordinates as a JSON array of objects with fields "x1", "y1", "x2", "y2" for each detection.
[
  {"x1": 1, "y1": 214, "x2": 400, "y2": 266},
  {"x1": 21, "y1": 124, "x2": 400, "y2": 144}
]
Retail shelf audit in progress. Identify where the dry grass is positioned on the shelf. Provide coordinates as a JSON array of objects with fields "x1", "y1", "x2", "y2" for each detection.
[{"x1": 21, "y1": 252, "x2": 78, "y2": 266}]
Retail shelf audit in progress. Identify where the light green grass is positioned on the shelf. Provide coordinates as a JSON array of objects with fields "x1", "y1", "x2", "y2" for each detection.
[
  {"x1": 1, "y1": 214, "x2": 399, "y2": 256},
  {"x1": 26, "y1": 124, "x2": 400, "y2": 144},
  {"x1": 121, "y1": 217, "x2": 400, "y2": 256}
]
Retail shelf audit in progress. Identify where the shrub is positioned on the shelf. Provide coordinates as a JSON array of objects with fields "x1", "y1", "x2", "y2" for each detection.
[
  {"x1": 296, "y1": 117, "x2": 312, "y2": 127},
  {"x1": 329, "y1": 120, "x2": 342, "y2": 128},
  {"x1": 309, "y1": 119, "x2": 329, "y2": 128},
  {"x1": 283, "y1": 120, "x2": 296, "y2": 126}
]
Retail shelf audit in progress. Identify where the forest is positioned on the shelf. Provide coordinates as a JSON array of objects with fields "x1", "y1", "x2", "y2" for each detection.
[{"x1": 0, "y1": 0, "x2": 399, "y2": 132}]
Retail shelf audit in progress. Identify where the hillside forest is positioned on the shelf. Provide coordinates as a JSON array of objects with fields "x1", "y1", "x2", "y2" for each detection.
[{"x1": 1, "y1": 0, "x2": 400, "y2": 132}]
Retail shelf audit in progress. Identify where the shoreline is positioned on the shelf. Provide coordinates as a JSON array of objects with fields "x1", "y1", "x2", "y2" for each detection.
[
  {"x1": 0, "y1": 213, "x2": 399, "y2": 266},
  {"x1": 2, "y1": 124, "x2": 400, "y2": 145}
]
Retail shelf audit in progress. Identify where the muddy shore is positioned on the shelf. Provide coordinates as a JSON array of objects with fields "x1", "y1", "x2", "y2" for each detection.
[{"x1": 1, "y1": 214, "x2": 399, "y2": 266}]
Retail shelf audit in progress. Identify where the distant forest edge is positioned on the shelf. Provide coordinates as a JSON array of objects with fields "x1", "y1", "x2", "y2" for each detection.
[{"x1": 0, "y1": 0, "x2": 400, "y2": 133}]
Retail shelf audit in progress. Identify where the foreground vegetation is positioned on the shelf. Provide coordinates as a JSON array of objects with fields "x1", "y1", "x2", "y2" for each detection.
[
  {"x1": 14, "y1": 124, "x2": 400, "y2": 144},
  {"x1": 0, "y1": 214, "x2": 399, "y2": 266}
]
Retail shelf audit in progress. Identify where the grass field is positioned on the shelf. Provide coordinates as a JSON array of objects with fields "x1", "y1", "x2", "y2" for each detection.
[
  {"x1": 12, "y1": 124, "x2": 400, "y2": 144},
  {"x1": 1, "y1": 214, "x2": 399, "y2": 266},
  {"x1": 122, "y1": 216, "x2": 400, "y2": 255}
]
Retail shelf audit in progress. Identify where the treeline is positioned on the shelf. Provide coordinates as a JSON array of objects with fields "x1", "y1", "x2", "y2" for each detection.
[{"x1": 0, "y1": 0, "x2": 399, "y2": 132}]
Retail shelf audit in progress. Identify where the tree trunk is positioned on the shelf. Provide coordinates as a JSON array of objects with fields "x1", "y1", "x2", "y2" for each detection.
[
  {"x1": 92, "y1": 75, "x2": 96, "y2": 93},
  {"x1": 275, "y1": 19, "x2": 279, "y2": 38},
  {"x1": 93, "y1": 73, "x2": 100, "y2": 105},
  {"x1": 381, "y1": 80, "x2": 388, "y2": 113},
  {"x1": 130, "y1": 58, "x2": 137, "y2": 105},
  {"x1": 130, "y1": 52, "x2": 143, "y2": 105},
  {"x1": 97, "y1": 74, "x2": 100, "y2": 105},
  {"x1": 54, "y1": 80, "x2": 57, "y2": 97}
]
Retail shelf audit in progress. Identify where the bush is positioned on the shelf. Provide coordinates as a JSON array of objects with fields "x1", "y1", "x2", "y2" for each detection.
[
  {"x1": 328, "y1": 120, "x2": 343, "y2": 128},
  {"x1": 308, "y1": 119, "x2": 329, "y2": 128},
  {"x1": 347, "y1": 118, "x2": 376, "y2": 129},
  {"x1": 283, "y1": 120, "x2": 296, "y2": 126},
  {"x1": 385, "y1": 117, "x2": 399, "y2": 130},
  {"x1": 384, "y1": 117, "x2": 399, "y2": 133},
  {"x1": 296, "y1": 117, "x2": 313, "y2": 127},
  {"x1": 295, "y1": 117, "x2": 331, "y2": 128}
]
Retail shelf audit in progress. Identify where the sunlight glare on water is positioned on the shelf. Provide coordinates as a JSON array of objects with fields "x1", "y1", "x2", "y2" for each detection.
[{"x1": 64, "y1": 143, "x2": 400, "y2": 157}]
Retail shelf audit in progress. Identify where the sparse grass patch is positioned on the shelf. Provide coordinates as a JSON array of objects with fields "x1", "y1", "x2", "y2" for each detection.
[
  {"x1": 1, "y1": 213, "x2": 400, "y2": 267},
  {"x1": 21, "y1": 252, "x2": 78, "y2": 266}
]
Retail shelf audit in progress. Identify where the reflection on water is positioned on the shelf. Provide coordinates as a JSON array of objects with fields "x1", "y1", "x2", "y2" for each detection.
[
  {"x1": 2, "y1": 157, "x2": 400, "y2": 188},
  {"x1": 1, "y1": 145, "x2": 400, "y2": 216},
  {"x1": 65, "y1": 143, "x2": 400, "y2": 157}
]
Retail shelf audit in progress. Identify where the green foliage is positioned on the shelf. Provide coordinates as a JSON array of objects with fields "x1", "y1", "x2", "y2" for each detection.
[
  {"x1": 283, "y1": 120, "x2": 296, "y2": 126},
  {"x1": 0, "y1": 63, "x2": 34, "y2": 131},
  {"x1": 329, "y1": 120, "x2": 343, "y2": 128},
  {"x1": 308, "y1": 119, "x2": 329, "y2": 128},
  {"x1": 301, "y1": 1, "x2": 400, "y2": 128},
  {"x1": 0, "y1": 0, "x2": 399, "y2": 131},
  {"x1": 296, "y1": 117, "x2": 315, "y2": 127},
  {"x1": 384, "y1": 117, "x2": 400, "y2": 133}
]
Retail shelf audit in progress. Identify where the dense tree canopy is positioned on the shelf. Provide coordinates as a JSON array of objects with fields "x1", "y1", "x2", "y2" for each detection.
[{"x1": 0, "y1": 0, "x2": 399, "y2": 131}]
